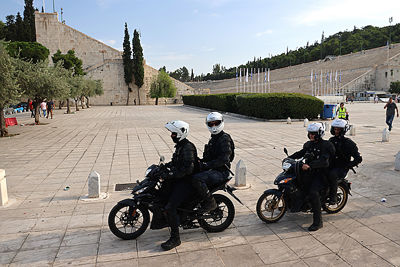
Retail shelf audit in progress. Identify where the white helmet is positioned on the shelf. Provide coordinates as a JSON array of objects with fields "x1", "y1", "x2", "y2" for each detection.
[
  {"x1": 331, "y1": 119, "x2": 349, "y2": 135},
  {"x1": 165, "y1": 120, "x2": 189, "y2": 143},
  {"x1": 206, "y1": 112, "x2": 224, "y2": 135},
  {"x1": 307, "y1": 122, "x2": 325, "y2": 140}
]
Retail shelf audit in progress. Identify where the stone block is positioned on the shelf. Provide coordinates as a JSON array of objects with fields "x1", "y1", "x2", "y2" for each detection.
[
  {"x1": 382, "y1": 128, "x2": 389, "y2": 142},
  {"x1": 287, "y1": 117, "x2": 291, "y2": 124},
  {"x1": 324, "y1": 122, "x2": 330, "y2": 133},
  {"x1": 88, "y1": 171, "x2": 100, "y2": 198},
  {"x1": 349, "y1": 124, "x2": 356, "y2": 136},
  {"x1": 395, "y1": 152, "x2": 400, "y2": 171},
  {"x1": 304, "y1": 119, "x2": 309, "y2": 127},
  {"x1": 234, "y1": 160, "x2": 247, "y2": 187},
  {"x1": 0, "y1": 169, "x2": 8, "y2": 206}
]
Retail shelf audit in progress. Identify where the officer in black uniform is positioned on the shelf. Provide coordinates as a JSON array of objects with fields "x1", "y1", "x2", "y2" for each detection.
[
  {"x1": 162, "y1": 120, "x2": 197, "y2": 251},
  {"x1": 192, "y1": 112, "x2": 234, "y2": 212},
  {"x1": 290, "y1": 122, "x2": 335, "y2": 231},
  {"x1": 328, "y1": 119, "x2": 362, "y2": 204}
]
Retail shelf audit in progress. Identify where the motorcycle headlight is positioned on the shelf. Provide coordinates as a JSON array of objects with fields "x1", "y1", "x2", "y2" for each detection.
[
  {"x1": 282, "y1": 162, "x2": 291, "y2": 171},
  {"x1": 145, "y1": 167, "x2": 152, "y2": 176}
]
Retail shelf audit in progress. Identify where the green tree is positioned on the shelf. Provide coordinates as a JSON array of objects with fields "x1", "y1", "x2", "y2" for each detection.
[
  {"x1": 390, "y1": 81, "x2": 400, "y2": 94},
  {"x1": 68, "y1": 75, "x2": 84, "y2": 112},
  {"x1": 132, "y1": 29, "x2": 144, "y2": 104},
  {"x1": 0, "y1": 20, "x2": 6, "y2": 40},
  {"x1": 15, "y1": 13, "x2": 24, "y2": 41},
  {"x1": 7, "y1": 41, "x2": 49, "y2": 63},
  {"x1": 150, "y1": 70, "x2": 176, "y2": 105},
  {"x1": 17, "y1": 60, "x2": 70, "y2": 124},
  {"x1": 191, "y1": 68, "x2": 194, "y2": 81},
  {"x1": 5, "y1": 15, "x2": 16, "y2": 41},
  {"x1": 23, "y1": 0, "x2": 36, "y2": 42},
  {"x1": 0, "y1": 42, "x2": 22, "y2": 137},
  {"x1": 81, "y1": 79, "x2": 103, "y2": 108},
  {"x1": 52, "y1": 49, "x2": 84, "y2": 75},
  {"x1": 122, "y1": 23, "x2": 133, "y2": 105}
]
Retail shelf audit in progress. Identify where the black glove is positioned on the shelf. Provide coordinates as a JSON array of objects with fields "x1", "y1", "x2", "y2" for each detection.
[
  {"x1": 165, "y1": 171, "x2": 174, "y2": 180},
  {"x1": 199, "y1": 162, "x2": 208, "y2": 171}
]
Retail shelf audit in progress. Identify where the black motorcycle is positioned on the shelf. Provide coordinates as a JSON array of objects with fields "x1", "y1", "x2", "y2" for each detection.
[
  {"x1": 108, "y1": 156, "x2": 242, "y2": 240},
  {"x1": 256, "y1": 148, "x2": 352, "y2": 223}
]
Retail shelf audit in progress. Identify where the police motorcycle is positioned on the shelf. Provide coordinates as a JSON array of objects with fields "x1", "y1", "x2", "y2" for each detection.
[
  {"x1": 108, "y1": 156, "x2": 243, "y2": 240},
  {"x1": 256, "y1": 148, "x2": 352, "y2": 223}
]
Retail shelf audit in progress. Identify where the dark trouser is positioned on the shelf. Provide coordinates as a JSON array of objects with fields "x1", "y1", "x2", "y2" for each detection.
[
  {"x1": 306, "y1": 175, "x2": 326, "y2": 225},
  {"x1": 165, "y1": 180, "x2": 192, "y2": 237},
  {"x1": 386, "y1": 114, "x2": 395, "y2": 131},
  {"x1": 192, "y1": 170, "x2": 229, "y2": 199},
  {"x1": 30, "y1": 109, "x2": 34, "y2": 118},
  {"x1": 328, "y1": 168, "x2": 348, "y2": 198}
]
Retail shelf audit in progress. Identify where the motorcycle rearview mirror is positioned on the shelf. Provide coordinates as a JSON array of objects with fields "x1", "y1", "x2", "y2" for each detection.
[
  {"x1": 284, "y1": 148, "x2": 289, "y2": 157},
  {"x1": 159, "y1": 155, "x2": 165, "y2": 163}
]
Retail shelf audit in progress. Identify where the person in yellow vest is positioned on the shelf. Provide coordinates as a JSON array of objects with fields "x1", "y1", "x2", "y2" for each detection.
[{"x1": 336, "y1": 103, "x2": 349, "y2": 120}]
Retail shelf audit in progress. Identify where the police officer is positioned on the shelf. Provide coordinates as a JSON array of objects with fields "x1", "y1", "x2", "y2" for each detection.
[
  {"x1": 162, "y1": 120, "x2": 197, "y2": 250},
  {"x1": 192, "y1": 112, "x2": 235, "y2": 212},
  {"x1": 289, "y1": 123, "x2": 335, "y2": 231},
  {"x1": 328, "y1": 119, "x2": 362, "y2": 204}
]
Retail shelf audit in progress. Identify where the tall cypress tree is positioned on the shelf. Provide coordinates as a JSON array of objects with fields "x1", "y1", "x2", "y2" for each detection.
[
  {"x1": 132, "y1": 29, "x2": 144, "y2": 104},
  {"x1": 5, "y1": 15, "x2": 16, "y2": 41},
  {"x1": 15, "y1": 12, "x2": 24, "y2": 41},
  {"x1": 23, "y1": 0, "x2": 36, "y2": 42},
  {"x1": 122, "y1": 23, "x2": 133, "y2": 105}
]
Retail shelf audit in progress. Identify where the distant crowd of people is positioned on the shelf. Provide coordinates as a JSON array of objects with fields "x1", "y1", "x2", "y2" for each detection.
[{"x1": 28, "y1": 99, "x2": 55, "y2": 119}]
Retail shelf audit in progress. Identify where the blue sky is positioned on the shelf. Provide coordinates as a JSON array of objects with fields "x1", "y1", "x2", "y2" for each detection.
[{"x1": 1, "y1": 0, "x2": 399, "y2": 75}]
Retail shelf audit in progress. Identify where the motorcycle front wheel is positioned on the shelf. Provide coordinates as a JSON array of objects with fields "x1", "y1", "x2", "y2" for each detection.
[
  {"x1": 108, "y1": 202, "x2": 150, "y2": 240},
  {"x1": 322, "y1": 184, "x2": 348, "y2": 214},
  {"x1": 256, "y1": 190, "x2": 286, "y2": 223},
  {"x1": 198, "y1": 194, "x2": 235, "y2": 233}
]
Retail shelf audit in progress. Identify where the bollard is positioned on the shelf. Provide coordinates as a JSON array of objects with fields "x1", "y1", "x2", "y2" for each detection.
[
  {"x1": 88, "y1": 171, "x2": 100, "y2": 198},
  {"x1": 287, "y1": 117, "x2": 292, "y2": 124},
  {"x1": 382, "y1": 128, "x2": 390, "y2": 142},
  {"x1": 304, "y1": 118, "x2": 309, "y2": 127},
  {"x1": 324, "y1": 122, "x2": 331, "y2": 133},
  {"x1": 234, "y1": 159, "x2": 247, "y2": 188},
  {"x1": 0, "y1": 169, "x2": 8, "y2": 206},
  {"x1": 349, "y1": 125, "x2": 356, "y2": 136},
  {"x1": 395, "y1": 152, "x2": 400, "y2": 171}
]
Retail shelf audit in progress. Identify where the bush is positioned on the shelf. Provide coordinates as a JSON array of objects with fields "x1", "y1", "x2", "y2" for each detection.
[{"x1": 183, "y1": 93, "x2": 323, "y2": 119}]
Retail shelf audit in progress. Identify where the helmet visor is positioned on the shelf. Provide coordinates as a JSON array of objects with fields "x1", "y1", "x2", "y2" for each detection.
[{"x1": 207, "y1": 120, "x2": 221, "y2": 127}]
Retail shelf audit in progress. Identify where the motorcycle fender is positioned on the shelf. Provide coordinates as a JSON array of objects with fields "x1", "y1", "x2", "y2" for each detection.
[
  {"x1": 225, "y1": 185, "x2": 244, "y2": 205},
  {"x1": 339, "y1": 181, "x2": 352, "y2": 196},
  {"x1": 263, "y1": 188, "x2": 283, "y2": 198},
  {"x1": 118, "y1": 198, "x2": 137, "y2": 207}
]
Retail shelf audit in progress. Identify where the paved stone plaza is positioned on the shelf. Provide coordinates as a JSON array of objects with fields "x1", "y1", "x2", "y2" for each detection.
[{"x1": 0, "y1": 103, "x2": 400, "y2": 266}]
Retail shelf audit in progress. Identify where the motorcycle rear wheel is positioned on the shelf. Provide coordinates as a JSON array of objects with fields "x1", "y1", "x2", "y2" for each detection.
[
  {"x1": 256, "y1": 190, "x2": 286, "y2": 223},
  {"x1": 322, "y1": 184, "x2": 348, "y2": 214},
  {"x1": 198, "y1": 194, "x2": 235, "y2": 233},
  {"x1": 108, "y1": 203, "x2": 150, "y2": 240}
]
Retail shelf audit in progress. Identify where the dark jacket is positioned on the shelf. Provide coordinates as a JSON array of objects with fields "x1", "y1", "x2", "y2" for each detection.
[
  {"x1": 289, "y1": 139, "x2": 336, "y2": 175},
  {"x1": 166, "y1": 138, "x2": 197, "y2": 180},
  {"x1": 329, "y1": 136, "x2": 362, "y2": 169},
  {"x1": 203, "y1": 131, "x2": 234, "y2": 171}
]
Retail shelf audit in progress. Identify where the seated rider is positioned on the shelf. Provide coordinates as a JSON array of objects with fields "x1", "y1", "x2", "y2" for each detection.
[
  {"x1": 192, "y1": 112, "x2": 235, "y2": 212},
  {"x1": 289, "y1": 123, "x2": 335, "y2": 231},
  {"x1": 162, "y1": 120, "x2": 197, "y2": 251},
  {"x1": 328, "y1": 119, "x2": 362, "y2": 204}
]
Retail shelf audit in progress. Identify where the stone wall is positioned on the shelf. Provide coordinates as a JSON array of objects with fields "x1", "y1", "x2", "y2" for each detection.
[{"x1": 35, "y1": 11, "x2": 198, "y2": 105}]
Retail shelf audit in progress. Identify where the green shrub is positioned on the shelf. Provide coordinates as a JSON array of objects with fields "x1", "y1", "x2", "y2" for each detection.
[{"x1": 183, "y1": 93, "x2": 323, "y2": 119}]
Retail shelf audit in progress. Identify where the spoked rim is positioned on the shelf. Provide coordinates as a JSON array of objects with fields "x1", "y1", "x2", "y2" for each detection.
[
  {"x1": 257, "y1": 193, "x2": 286, "y2": 222},
  {"x1": 198, "y1": 194, "x2": 235, "y2": 232},
  {"x1": 113, "y1": 205, "x2": 144, "y2": 235},
  {"x1": 202, "y1": 201, "x2": 229, "y2": 226},
  {"x1": 324, "y1": 185, "x2": 347, "y2": 212}
]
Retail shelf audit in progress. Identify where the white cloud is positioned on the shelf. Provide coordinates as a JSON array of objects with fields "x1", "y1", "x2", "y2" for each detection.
[
  {"x1": 256, "y1": 29, "x2": 273, "y2": 37},
  {"x1": 293, "y1": 0, "x2": 400, "y2": 26}
]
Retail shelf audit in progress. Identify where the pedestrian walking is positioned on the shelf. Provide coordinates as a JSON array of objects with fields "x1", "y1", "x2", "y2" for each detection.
[
  {"x1": 40, "y1": 100, "x2": 47, "y2": 118},
  {"x1": 374, "y1": 95, "x2": 379, "y2": 104},
  {"x1": 28, "y1": 99, "x2": 34, "y2": 118},
  {"x1": 336, "y1": 103, "x2": 349, "y2": 120},
  {"x1": 384, "y1": 97, "x2": 399, "y2": 131},
  {"x1": 46, "y1": 100, "x2": 54, "y2": 119}
]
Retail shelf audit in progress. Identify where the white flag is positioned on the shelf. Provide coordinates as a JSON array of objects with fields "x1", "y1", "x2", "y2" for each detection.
[
  {"x1": 245, "y1": 68, "x2": 248, "y2": 83},
  {"x1": 267, "y1": 68, "x2": 270, "y2": 82},
  {"x1": 258, "y1": 68, "x2": 260, "y2": 83},
  {"x1": 335, "y1": 70, "x2": 337, "y2": 81},
  {"x1": 310, "y1": 69, "x2": 313, "y2": 82},
  {"x1": 239, "y1": 68, "x2": 242, "y2": 82}
]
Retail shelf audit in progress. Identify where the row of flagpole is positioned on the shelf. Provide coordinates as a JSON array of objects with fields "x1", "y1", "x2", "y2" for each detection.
[
  {"x1": 310, "y1": 69, "x2": 343, "y2": 97},
  {"x1": 235, "y1": 68, "x2": 271, "y2": 93}
]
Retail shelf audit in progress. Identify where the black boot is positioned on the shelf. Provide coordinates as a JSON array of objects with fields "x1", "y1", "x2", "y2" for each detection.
[
  {"x1": 308, "y1": 212, "x2": 323, "y2": 231},
  {"x1": 201, "y1": 192, "x2": 217, "y2": 213},
  {"x1": 161, "y1": 229, "x2": 181, "y2": 251}
]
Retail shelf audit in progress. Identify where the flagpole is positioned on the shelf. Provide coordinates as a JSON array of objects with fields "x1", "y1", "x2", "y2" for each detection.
[{"x1": 268, "y1": 68, "x2": 270, "y2": 93}]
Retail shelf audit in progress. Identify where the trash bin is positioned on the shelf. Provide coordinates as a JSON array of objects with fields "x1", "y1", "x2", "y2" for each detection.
[{"x1": 321, "y1": 104, "x2": 337, "y2": 119}]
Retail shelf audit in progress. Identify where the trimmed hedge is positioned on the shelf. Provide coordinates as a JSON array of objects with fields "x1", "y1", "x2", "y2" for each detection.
[{"x1": 182, "y1": 93, "x2": 323, "y2": 119}]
